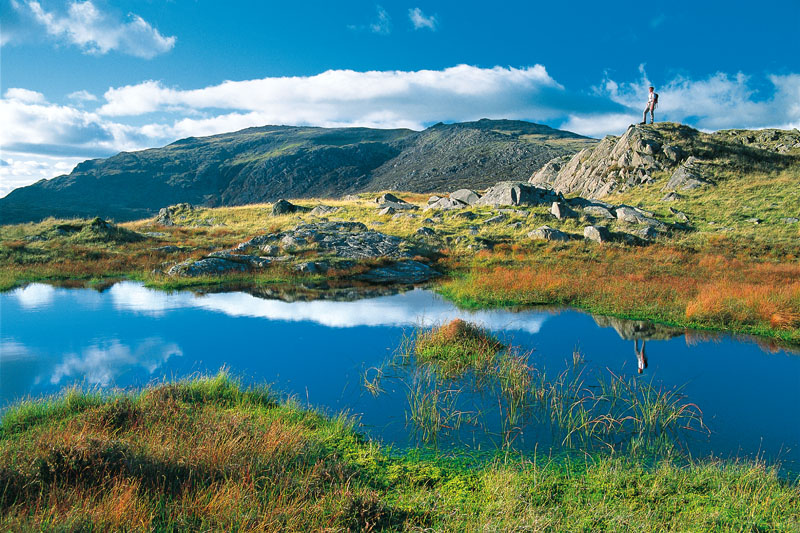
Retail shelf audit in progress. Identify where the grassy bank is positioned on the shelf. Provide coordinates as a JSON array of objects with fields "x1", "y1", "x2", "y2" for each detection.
[{"x1": 2, "y1": 373, "x2": 799, "y2": 531}]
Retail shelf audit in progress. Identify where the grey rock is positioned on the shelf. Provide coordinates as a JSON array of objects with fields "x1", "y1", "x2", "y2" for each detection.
[
  {"x1": 664, "y1": 159, "x2": 713, "y2": 191},
  {"x1": 528, "y1": 225, "x2": 571, "y2": 241},
  {"x1": 424, "y1": 197, "x2": 466, "y2": 211},
  {"x1": 663, "y1": 144, "x2": 685, "y2": 163},
  {"x1": 295, "y1": 261, "x2": 329, "y2": 274},
  {"x1": 454, "y1": 210, "x2": 477, "y2": 220},
  {"x1": 636, "y1": 226, "x2": 661, "y2": 240},
  {"x1": 167, "y1": 257, "x2": 250, "y2": 277},
  {"x1": 583, "y1": 225, "x2": 612, "y2": 243},
  {"x1": 528, "y1": 155, "x2": 572, "y2": 188},
  {"x1": 583, "y1": 205, "x2": 616, "y2": 219},
  {"x1": 485, "y1": 214, "x2": 508, "y2": 224},
  {"x1": 550, "y1": 201, "x2": 577, "y2": 220},
  {"x1": 310, "y1": 205, "x2": 339, "y2": 216},
  {"x1": 380, "y1": 200, "x2": 419, "y2": 211},
  {"x1": 780, "y1": 217, "x2": 799, "y2": 224},
  {"x1": 449, "y1": 189, "x2": 481, "y2": 205},
  {"x1": 357, "y1": 260, "x2": 440, "y2": 284},
  {"x1": 616, "y1": 206, "x2": 668, "y2": 230},
  {"x1": 474, "y1": 181, "x2": 557, "y2": 207},
  {"x1": 378, "y1": 206, "x2": 396, "y2": 216},
  {"x1": 152, "y1": 245, "x2": 184, "y2": 253},
  {"x1": 272, "y1": 199, "x2": 310, "y2": 215},
  {"x1": 156, "y1": 203, "x2": 194, "y2": 226},
  {"x1": 376, "y1": 193, "x2": 402, "y2": 204},
  {"x1": 661, "y1": 192, "x2": 683, "y2": 202},
  {"x1": 427, "y1": 195, "x2": 443, "y2": 205},
  {"x1": 669, "y1": 207, "x2": 689, "y2": 223},
  {"x1": 745, "y1": 217, "x2": 762, "y2": 224},
  {"x1": 260, "y1": 244, "x2": 280, "y2": 256},
  {"x1": 207, "y1": 251, "x2": 272, "y2": 268},
  {"x1": 280, "y1": 234, "x2": 307, "y2": 250},
  {"x1": 417, "y1": 226, "x2": 436, "y2": 236},
  {"x1": 391, "y1": 213, "x2": 417, "y2": 220}
]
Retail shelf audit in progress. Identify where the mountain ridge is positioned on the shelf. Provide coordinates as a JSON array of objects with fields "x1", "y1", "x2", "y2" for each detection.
[{"x1": 0, "y1": 119, "x2": 595, "y2": 224}]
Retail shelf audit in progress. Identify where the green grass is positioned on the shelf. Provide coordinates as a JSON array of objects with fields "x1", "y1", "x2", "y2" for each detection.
[{"x1": 2, "y1": 373, "x2": 799, "y2": 531}]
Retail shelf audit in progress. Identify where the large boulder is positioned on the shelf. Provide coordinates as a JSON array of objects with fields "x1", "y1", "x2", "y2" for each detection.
[
  {"x1": 272, "y1": 199, "x2": 310, "y2": 216},
  {"x1": 550, "y1": 201, "x2": 577, "y2": 220},
  {"x1": 583, "y1": 225, "x2": 612, "y2": 243},
  {"x1": 449, "y1": 189, "x2": 481, "y2": 205},
  {"x1": 376, "y1": 193, "x2": 418, "y2": 211},
  {"x1": 474, "y1": 181, "x2": 557, "y2": 207}
]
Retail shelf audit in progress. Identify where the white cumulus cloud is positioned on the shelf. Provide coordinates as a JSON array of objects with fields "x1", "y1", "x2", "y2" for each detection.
[
  {"x1": 409, "y1": 7, "x2": 437, "y2": 30},
  {"x1": 18, "y1": 0, "x2": 175, "y2": 58}
]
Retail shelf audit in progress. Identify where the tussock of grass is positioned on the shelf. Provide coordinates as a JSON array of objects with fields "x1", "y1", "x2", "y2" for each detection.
[
  {"x1": 415, "y1": 319, "x2": 505, "y2": 377},
  {"x1": 2, "y1": 374, "x2": 799, "y2": 531}
]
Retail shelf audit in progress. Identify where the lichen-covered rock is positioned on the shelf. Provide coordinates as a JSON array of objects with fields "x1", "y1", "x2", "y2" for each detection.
[
  {"x1": 156, "y1": 203, "x2": 194, "y2": 226},
  {"x1": 378, "y1": 206, "x2": 396, "y2": 216},
  {"x1": 528, "y1": 225, "x2": 571, "y2": 241}
]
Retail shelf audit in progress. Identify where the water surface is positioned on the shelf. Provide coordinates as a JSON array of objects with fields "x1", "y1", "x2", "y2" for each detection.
[{"x1": 2, "y1": 282, "x2": 798, "y2": 470}]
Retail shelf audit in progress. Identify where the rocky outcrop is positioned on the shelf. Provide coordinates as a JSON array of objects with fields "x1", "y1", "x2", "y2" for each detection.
[
  {"x1": 529, "y1": 123, "x2": 695, "y2": 198},
  {"x1": 474, "y1": 182, "x2": 558, "y2": 207},
  {"x1": 167, "y1": 221, "x2": 439, "y2": 283},
  {"x1": 156, "y1": 203, "x2": 194, "y2": 226},
  {"x1": 425, "y1": 197, "x2": 467, "y2": 211},
  {"x1": 550, "y1": 202, "x2": 577, "y2": 220},
  {"x1": 376, "y1": 193, "x2": 418, "y2": 211}
]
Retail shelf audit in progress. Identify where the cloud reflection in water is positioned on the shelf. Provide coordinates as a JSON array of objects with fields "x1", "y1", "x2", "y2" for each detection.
[
  {"x1": 108, "y1": 282, "x2": 550, "y2": 334},
  {"x1": 49, "y1": 337, "x2": 183, "y2": 387}
]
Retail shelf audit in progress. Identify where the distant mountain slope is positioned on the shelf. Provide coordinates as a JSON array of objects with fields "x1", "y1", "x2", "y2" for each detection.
[{"x1": 0, "y1": 119, "x2": 595, "y2": 224}]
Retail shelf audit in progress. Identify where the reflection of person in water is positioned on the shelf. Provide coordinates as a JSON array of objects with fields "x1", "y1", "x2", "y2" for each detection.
[{"x1": 634, "y1": 339, "x2": 648, "y2": 373}]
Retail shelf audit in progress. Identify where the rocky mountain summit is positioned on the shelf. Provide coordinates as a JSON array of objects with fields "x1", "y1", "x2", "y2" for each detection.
[
  {"x1": 0, "y1": 119, "x2": 594, "y2": 225},
  {"x1": 530, "y1": 122, "x2": 800, "y2": 198}
]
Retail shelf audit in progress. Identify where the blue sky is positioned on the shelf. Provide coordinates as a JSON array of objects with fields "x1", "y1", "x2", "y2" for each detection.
[{"x1": 1, "y1": 0, "x2": 799, "y2": 195}]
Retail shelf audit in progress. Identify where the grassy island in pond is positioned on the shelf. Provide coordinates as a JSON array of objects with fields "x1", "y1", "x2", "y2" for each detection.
[{"x1": 2, "y1": 373, "x2": 799, "y2": 531}]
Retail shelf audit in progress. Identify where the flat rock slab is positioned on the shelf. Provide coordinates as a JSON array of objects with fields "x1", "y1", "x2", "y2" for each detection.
[{"x1": 357, "y1": 260, "x2": 440, "y2": 284}]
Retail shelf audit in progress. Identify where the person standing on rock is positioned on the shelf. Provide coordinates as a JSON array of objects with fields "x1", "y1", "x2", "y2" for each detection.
[{"x1": 640, "y1": 86, "x2": 657, "y2": 125}]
